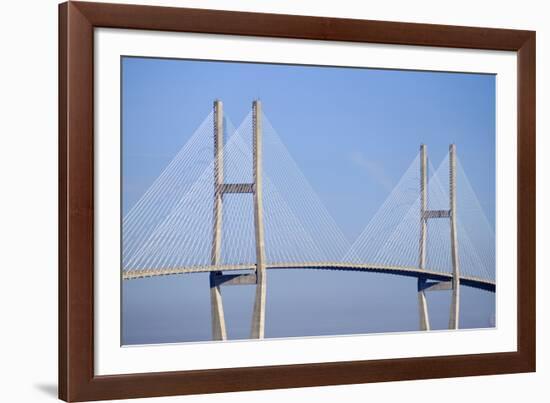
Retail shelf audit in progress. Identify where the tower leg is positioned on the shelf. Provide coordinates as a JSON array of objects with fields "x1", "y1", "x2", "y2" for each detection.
[
  {"x1": 251, "y1": 100, "x2": 267, "y2": 339},
  {"x1": 448, "y1": 286, "x2": 460, "y2": 330},
  {"x1": 251, "y1": 269, "x2": 266, "y2": 338},
  {"x1": 210, "y1": 272, "x2": 227, "y2": 340},
  {"x1": 418, "y1": 281, "x2": 431, "y2": 331},
  {"x1": 418, "y1": 144, "x2": 431, "y2": 331},
  {"x1": 448, "y1": 144, "x2": 460, "y2": 329},
  {"x1": 210, "y1": 100, "x2": 227, "y2": 340}
]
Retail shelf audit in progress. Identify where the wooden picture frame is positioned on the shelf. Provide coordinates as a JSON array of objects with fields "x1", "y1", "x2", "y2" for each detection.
[{"x1": 59, "y1": 1, "x2": 536, "y2": 401}]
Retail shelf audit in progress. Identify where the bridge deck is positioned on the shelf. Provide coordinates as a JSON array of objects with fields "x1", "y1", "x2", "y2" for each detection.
[{"x1": 122, "y1": 262, "x2": 495, "y2": 292}]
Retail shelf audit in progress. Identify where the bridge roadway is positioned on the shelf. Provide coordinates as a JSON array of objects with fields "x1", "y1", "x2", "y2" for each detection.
[{"x1": 122, "y1": 262, "x2": 495, "y2": 292}]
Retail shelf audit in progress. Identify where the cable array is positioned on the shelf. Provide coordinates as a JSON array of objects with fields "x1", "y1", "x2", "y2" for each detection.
[{"x1": 122, "y1": 106, "x2": 495, "y2": 283}]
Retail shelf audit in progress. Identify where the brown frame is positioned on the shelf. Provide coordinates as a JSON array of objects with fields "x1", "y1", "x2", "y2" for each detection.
[{"x1": 59, "y1": 1, "x2": 536, "y2": 401}]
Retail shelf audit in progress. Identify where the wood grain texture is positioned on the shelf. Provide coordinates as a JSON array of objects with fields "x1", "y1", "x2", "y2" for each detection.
[
  {"x1": 58, "y1": 4, "x2": 68, "y2": 401},
  {"x1": 59, "y1": 2, "x2": 95, "y2": 401},
  {"x1": 59, "y1": 1, "x2": 536, "y2": 401},
  {"x1": 516, "y1": 31, "x2": 536, "y2": 372},
  {"x1": 74, "y1": 1, "x2": 532, "y2": 50}
]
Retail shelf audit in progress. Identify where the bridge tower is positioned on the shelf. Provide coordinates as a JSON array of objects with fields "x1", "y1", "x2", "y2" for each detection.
[
  {"x1": 209, "y1": 100, "x2": 267, "y2": 341},
  {"x1": 417, "y1": 144, "x2": 461, "y2": 330}
]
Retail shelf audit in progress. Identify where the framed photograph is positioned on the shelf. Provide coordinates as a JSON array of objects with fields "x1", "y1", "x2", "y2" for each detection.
[{"x1": 59, "y1": 1, "x2": 535, "y2": 401}]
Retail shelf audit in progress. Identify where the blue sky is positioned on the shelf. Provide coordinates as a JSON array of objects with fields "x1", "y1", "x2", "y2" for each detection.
[{"x1": 122, "y1": 56, "x2": 496, "y2": 344}]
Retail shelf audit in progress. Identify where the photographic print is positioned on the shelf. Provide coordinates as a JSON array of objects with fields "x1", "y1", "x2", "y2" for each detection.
[
  {"x1": 121, "y1": 56, "x2": 496, "y2": 345},
  {"x1": 59, "y1": 5, "x2": 536, "y2": 399}
]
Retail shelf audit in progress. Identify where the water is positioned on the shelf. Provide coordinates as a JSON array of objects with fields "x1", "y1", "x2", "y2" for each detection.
[{"x1": 122, "y1": 269, "x2": 495, "y2": 345}]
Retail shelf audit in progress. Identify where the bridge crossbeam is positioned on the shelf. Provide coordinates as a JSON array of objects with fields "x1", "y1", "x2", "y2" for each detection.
[
  {"x1": 220, "y1": 183, "x2": 254, "y2": 194},
  {"x1": 418, "y1": 280, "x2": 452, "y2": 292},
  {"x1": 212, "y1": 272, "x2": 258, "y2": 286},
  {"x1": 423, "y1": 209, "x2": 451, "y2": 219}
]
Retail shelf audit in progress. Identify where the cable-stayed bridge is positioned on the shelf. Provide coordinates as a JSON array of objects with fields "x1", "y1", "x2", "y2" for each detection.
[{"x1": 122, "y1": 100, "x2": 496, "y2": 341}]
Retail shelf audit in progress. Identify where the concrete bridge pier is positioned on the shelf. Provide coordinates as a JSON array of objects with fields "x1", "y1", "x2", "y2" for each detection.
[
  {"x1": 418, "y1": 144, "x2": 430, "y2": 331},
  {"x1": 448, "y1": 144, "x2": 460, "y2": 330},
  {"x1": 416, "y1": 144, "x2": 461, "y2": 331},
  {"x1": 208, "y1": 99, "x2": 267, "y2": 341},
  {"x1": 251, "y1": 100, "x2": 267, "y2": 339},
  {"x1": 210, "y1": 100, "x2": 227, "y2": 340}
]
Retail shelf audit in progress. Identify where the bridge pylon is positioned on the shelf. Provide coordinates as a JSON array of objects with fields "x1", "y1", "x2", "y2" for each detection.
[
  {"x1": 209, "y1": 99, "x2": 267, "y2": 341},
  {"x1": 417, "y1": 144, "x2": 461, "y2": 331}
]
